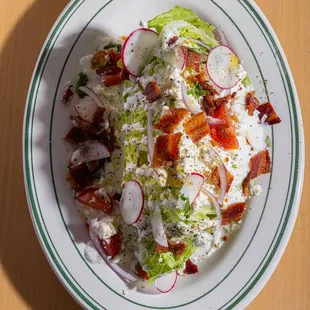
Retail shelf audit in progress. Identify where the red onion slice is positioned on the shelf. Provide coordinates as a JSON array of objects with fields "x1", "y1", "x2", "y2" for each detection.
[
  {"x1": 78, "y1": 86, "x2": 109, "y2": 128},
  {"x1": 150, "y1": 206, "x2": 168, "y2": 248},
  {"x1": 89, "y1": 225, "x2": 137, "y2": 283},
  {"x1": 147, "y1": 106, "x2": 154, "y2": 161},
  {"x1": 205, "y1": 115, "x2": 226, "y2": 126},
  {"x1": 181, "y1": 81, "x2": 202, "y2": 114},
  {"x1": 183, "y1": 38, "x2": 211, "y2": 50},
  {"x1": 214, "y1": 27, "x2": 228, "y2": 46},
  {"x1": 201, "y1": 186, "x2": 222, "y2": 235},
  {"x1": 209, "y1": 147, "x2": 228, "y2": 205}
]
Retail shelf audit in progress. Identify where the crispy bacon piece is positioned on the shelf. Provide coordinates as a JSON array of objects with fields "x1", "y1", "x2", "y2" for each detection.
[
  {"x1": 257, "y1": 102, "x2": 281, "y2": 125},
  {"x1": 64, "y1": 126, "x2": 86, "y2": 144},
  {"x1": 210, "y1": 166, "x2": 234, "y2": 193},
  {"x1": 66, "y1": 162, "x2": 94, "y2": 192},
  {"x1": 154, "y1": 242, "x2": 169, "y2": 254},
  {"x1": 92, "y1": 107, "x2": 106, "y2": 127},
  {"x1": 144, "y1": 81, "x2": 162, "y2": 103},
  {"x1": 184, "y1": 259, "x2": 198, "y2": 275},
  {"x1": 101, "y1": 233, "x2": 121, "y2": 258},
  {"x1": 135, "y1": 263, "x2": 149, "y2": 280},
  {"x1": 76, "y1": 187, "x2": 113, "y2": 213},
  {"x1": 245, "y1": 91, "x2": 260, "y2": 116},
  {"x1": 91, "y1": 50, "x2": 109, "y2": 71},
  {"x1": 242, "y1": 150, "x2": 271, "y2": 196},
  {"x1": 108, "y1": 48, "x2": 122, "y2": 64},
  {"x1": 222, "y1": 202, "x2": 247, "y2": 225},
  {"x1": 62, "y1": 85, "x2": 74, "y2": 104},
  {"x1": 197, "y1": 73, "x2": 219, "y2": 96},
  {"x1": 182, "y1": 48, "x2": 201, "y2": 72},
  {"x1": 102, "y1": 69, "x2": 128, "y2": 86},
  {"x1": 152, "y1": 133, "x2": 182, "y2": 168},
  {"x1": 213, "y1": 94, "x2": 234, "y2": 108},
  {"x1": 168, "y1": 240, "x2": 186, "y2": 258},
  {"x1": 154, "y1": 108, "x2": 190, "y2": 134},
  {"x1": 209, "y1": 106, "x2": 239, "y2": 150},
  {"x1": 75, "y1": 116, "x2": 97, "y2": 139},
  {"x1": 184, "y1": 112, "x2": 210, "y2": 143},
  {"x1": 168, "y1": 36, "x2": 178, "y2": 46}
]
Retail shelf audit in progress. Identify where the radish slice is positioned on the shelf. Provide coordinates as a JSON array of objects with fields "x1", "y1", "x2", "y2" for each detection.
[
  {"x1": 74, "y1": 101, "x2": 97, "y2": 123},
  {"x1": 122, "y1": 28, "x2": 159, "y2": 77},
  {"x1": 89, "y1": 224, "x2": 137, "y2": 283},
  {"x1": 206, "y1": 45, "x2": 241, "y2": 89},
  {"x1": 120, "y1": 180, "x2": 144, "y2": 225},
  {"x1": 70, "y1": 141, "x2": 111, "y2": 167},
  {"x1": 214, "y1": 27, "x2": 228, "y2": 45},
  {"x1": 208, "y1": 148, "x2": 228, "y2": 204},
  {"x1": 150, "y1": 206, "x2": 168, "y2": 248},
  {"x1": 155, "y1": 272, "x2": 178, "y2": 293},
  {"x1": 147, "y1": 106, "x2": 154, "y2": 161},
  {"x1": 177, "y1": 173, "x2": 205, "y2": 209},
  {"x1": 78, "y1": 86, "x2": 109, "y2": 128},
  {"x1": 181, "y1": 81, "x2": 202, "y2": 114},
  {"x1": 201, "y1": 186, "x2": 222, "y2": 235}
]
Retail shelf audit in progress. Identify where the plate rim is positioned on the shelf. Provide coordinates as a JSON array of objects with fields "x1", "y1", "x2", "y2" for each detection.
[{"x1": 22, "y1": 0, "x2": 305, "y2": 309}]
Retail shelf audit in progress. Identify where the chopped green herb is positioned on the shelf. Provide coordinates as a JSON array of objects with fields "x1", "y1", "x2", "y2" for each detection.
[
  {"x1": 184, "y1": 197, "x2": 192, "y2": 218},
  {"x1": 241, "y1": 76, "x2": 252, "y2": 88},
  {"x1": 104, "y1": 43, "x2": 122, "y2": 52},
  {"x1": 76, "y1": 72, "x2": 88, "y2": 98},
  {"x1": 232, "y1": 164, "x2": 238, "y2": 169},
  {"x1": 117, "y1": 58, "x2": 123, "y2": 69},
  {"x1": 152, "y1": 112, "x2": 161, "y2": 125},
  {"x1": 187, "y1": 82, "x2": 209, "y2": 99},
  {"x1": 72, "y1": 190, "x2": 76, "y2": 198},
  {"x1": 180, "y1": 193, "x2": 187, "y2": 201},
  {"x1": 265, "y1": 135, "x2": 272, "y2": 147}
]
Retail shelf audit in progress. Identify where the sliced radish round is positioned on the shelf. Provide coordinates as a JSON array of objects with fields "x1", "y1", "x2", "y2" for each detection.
[
  {"x1": 89, "y1": 223, "x2": 137, "y2": 282},
  {"x1": 181, "y1": 81, "x2": 202, "y2": 114},
  {"x1": 120, "y1": 180, "x2": 144, "y2": 225},
  {"x1": 70, "y1": 141, "x2": 111, "y2": 167},
  {"x1": 177, "y1": 173, "x2": 205, "y2": 209},
  {"x1": 122, "y1": 28, "x2": 159, "y2": 77},
  {"x1": 74, "y1": 101, "x2": 97, "y2": 123},
  {"x1": 155, "y1": 272, "x2": 178, "y2": 293},
  {"x1": 206, "y1": 45, "x2": 241, "y2": 89},
  {"x1": 150, "y1": 206, "x2": 168, "y2": 248}
]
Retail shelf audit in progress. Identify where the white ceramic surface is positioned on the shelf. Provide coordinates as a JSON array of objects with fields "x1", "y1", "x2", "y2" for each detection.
[{"x1": 23, "y1": 0, "x2": 305, "y2": 309}]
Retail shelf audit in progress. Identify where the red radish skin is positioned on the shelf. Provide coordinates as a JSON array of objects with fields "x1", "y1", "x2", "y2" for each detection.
[
  {"x1": 206, "y1": 45, "x2": 241, "y2": 90},
  {"x1": 155, "y1": 272, "x2": 178, "y2": 293},
  {"x1": 119, "y1": 180, "x2": 144, "y2": 226},
  {"x1": 122, "y1": 28, "x2": 159, "y2": 77}
]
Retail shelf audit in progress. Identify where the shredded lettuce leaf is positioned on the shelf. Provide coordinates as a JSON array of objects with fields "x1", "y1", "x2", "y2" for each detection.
[
  {"x1": 242, "y1": 76, "x2": 252, "y2": 87},
  {"x1": 145, "y1": 239, "x2": 196, "y2": 283},
  {"x1": 148, "y1": 6, "x2": 218, "y2": 47},
  {"x1": 187, "y1": 82, "x2": 209, "y2": 99}
]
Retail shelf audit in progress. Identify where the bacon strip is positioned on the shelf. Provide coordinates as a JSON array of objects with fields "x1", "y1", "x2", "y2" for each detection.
[
  {"x1": 144, "y1": 81, "x2": 162, "y2": 103},
  {"x1": 168, "y1": 240, "x2": 186, "y2": 258},
  {"x1": 64, "y1": 126, "x2": 87, "y2": 144},
  {"x1": 184, "y1": 112, "x2": 210, "y2": 143},
  {"x1": 168, "y1": 36, "x2": 178, "y2": 46},
  {"x1": 154, "y1": 242, "x2": 169, "y2": 254},
  {"x1": 154, "y1": 108, "x2": 190, "y2": 134},
  {"x1": 222, "y1": 202, "x2": 247, "y2": 225},
  {"x1": 257, "y1": 102, "x2": 281, "y2": 125},
  {"x1": 210, "y1": 166, "x2": 234, "y2": 193},
  {"x1": 196, "y1": 73, "x2": 219, "y2": 96},
  {"x1": 184, "y1": 259, "x2": 198, "y2": 274},
  {"x1": 101, "y1": 233, "x2": 122, "y2": 258},
  {"x1": 243, "y1": 150, "x2": 271, "y2": 196},
  {"x1": 185, "y1": 49, "x2": 201, "y2": 72},
  {"x1": 152, "y1": 133, "x2": 182, "y2": 168},
  {"x1": 66, "y1": 162, "x2": 94, "y2": 192},
  {"x1": 202, "y1": 93, "x2": 233, "y2": 117},
  {"x1": 245, "y1": 91, "x2": 260, "y2": 116}
]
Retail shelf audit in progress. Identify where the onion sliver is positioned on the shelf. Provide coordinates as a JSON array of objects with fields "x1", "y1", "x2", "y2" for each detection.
[
  {"x1": 150, "y1": 206, "x2": 168, "y2": 248},
  {"x1": 89, "y1": 224, "x2": 137, "y2": 283},
  {"x1": 181, "y1": 81, "x2": 202, "y2": 114},
  {"x1": 147, "y1": 106, "x2": 154, "y2": 161}
]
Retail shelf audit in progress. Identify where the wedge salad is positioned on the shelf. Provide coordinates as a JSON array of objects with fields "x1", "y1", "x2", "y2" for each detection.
[{"x1": 63, "y1": 6, "x2": 281, "y2": 293}]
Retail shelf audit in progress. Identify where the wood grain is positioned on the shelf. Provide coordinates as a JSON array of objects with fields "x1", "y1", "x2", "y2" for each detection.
[{"x1": 0, "y1": 0, "x2": 308, "y2": 309}]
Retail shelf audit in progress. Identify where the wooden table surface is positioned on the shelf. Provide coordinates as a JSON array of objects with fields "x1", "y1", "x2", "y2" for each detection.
[{"x1": 0, "y1": 0, "x2": 309, "y2": 309}]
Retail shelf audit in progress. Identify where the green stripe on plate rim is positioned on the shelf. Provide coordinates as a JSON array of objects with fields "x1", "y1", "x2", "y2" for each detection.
[{"x1": 23, "y1": 0, "x2": 302, "y2": 309}]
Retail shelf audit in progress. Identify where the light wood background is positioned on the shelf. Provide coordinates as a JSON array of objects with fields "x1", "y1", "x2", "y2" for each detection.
[{"x1": 0, "y1": 0, "x2": 309, "y2": 309}]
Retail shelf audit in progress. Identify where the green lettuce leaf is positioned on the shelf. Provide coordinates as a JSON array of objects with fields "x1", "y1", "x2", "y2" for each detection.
[
  {"x1": 145, "y1": 239, "x2": 196, "y2": 283},
  {"x1": 148, "y1": 6, "x2": 218, "y2": 47}
]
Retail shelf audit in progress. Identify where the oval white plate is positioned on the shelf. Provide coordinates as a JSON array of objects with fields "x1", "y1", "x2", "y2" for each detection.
[{"x1": 23, "y1": 0, "x2": 305, "y2": 309}]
